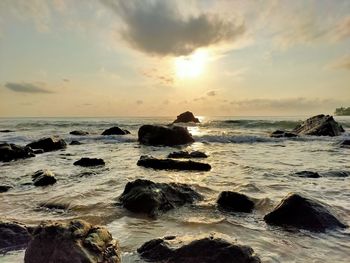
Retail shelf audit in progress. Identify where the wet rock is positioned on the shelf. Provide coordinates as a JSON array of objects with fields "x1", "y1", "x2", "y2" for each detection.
[
  {"x1": 38, "y1": 202, "x2": 69, "y2": 211},
  {"x1": 138, "y1": 125, "x2": 194, "y2": 146},
  {"x1": 217, "y1": 191, "x2": 255, "y2": 213},
  {"x1": 0, "y1": 185, "x2": 13, "y2": 193},
  {"x1": 173, "y1": 111, "x2": 200, "y2": 123},
  {"x1": 74, "y1": 158, "x2": 105, "y2": 167},
  {"x1": 0, "y1": 221, "x2": 32, "y2": 251},
  {"x1": 338, "y1": 139, "x2": 350, "y2": 148},
  {"x1": 70, "y1": 140, "x2": 82, "y2": 145},
  {"x1": 0, "y1": 143, "x2": 35, "y2": 162},
  {"x1": 292, "y1": 114, "x2": 344, "y2": 136},
  {"x1": 264, "y1": 193, "x2": 347, "y2": 232},
  {"x1": 33, "y1": 149, "x2": 44, "y2": 154},
  {"x1": 137, "y1": 155, "x2": 211, "y2": 171},
  {"x1": 24, "y1": 220, "x2": 121, "y2": 263},
  {"x1": 137, "y1": 235, "x2": 261, "y2": 263},
  {"x1": 294, "y1": 171, "x2": 321, "y2": 178},
  {"x1": 167, "y1": 150, "x2": 208, "y2": 158},
  {"x1": 0, "y1": 129, "x2": 13, "y2": 133},
  {"x1": 70, "y1": 130, "x2": 89, "y2": 136},
  {"x1": 118, "y1": 179, "x2": 202, "y2": 217},
  {"x1": 32, "y1": 169, "x2": 57, "y2": 187},
  {"x1": 321, "y1": 170, "x2": 349, "y2": 177},
  {"x1": 270, "y1": 130, "x2": 298, "y2": 138},
  {"x1": 27, "y1": 137, "x2": 67, "y2": 152},
  {"x1": 101, "y1": 126, "x2": 130, "y2": 135}
]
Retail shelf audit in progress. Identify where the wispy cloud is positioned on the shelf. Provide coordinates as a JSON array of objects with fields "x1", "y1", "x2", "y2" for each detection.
[
  {"x1": 207, "y1": 90, "x2": 218, "y2": 97},
  {"x1": 327, "y1": 55, "x2": 350, "y2": 70},
  {"x1": 4, "y1": 82, "x2": 53, "y2": 93}
]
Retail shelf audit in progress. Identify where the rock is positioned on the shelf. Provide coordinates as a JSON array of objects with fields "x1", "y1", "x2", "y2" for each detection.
[
  {"x1": 27, "y1": 137, "x2": 67, "y2": 152},
  {"x1": 264, "y1": 193, "x2": 347, "y2": 232},
  {"x1": 0, "y1": 221, "x2": 32, "y2": 251},
  {"x1": 138, "y1": 125, "x2": 194, "y2": 146},
  {"x1": 0, "y1": 185, "x2": 12, "y2": 193},
  {"x1": 270, "y1": 130, "x2": 298, "y2": 138},
  {"x1": 33, "y1": 149, "x2": 44, "y2": 154},
  {"x1": 137, "y1": 155, "x2": 211, "y2": 171},
  {"x1": 32, "y1": 169, "x2": 57, "y2": 187},
  {"x1": 217, "y1": 191, "x2": 255, "y2": 213},
  {"x1": 0, "y1": 129, "x2": 13, "y2": 133},
  {"x1": 294, "y1": 171, "x2": 321, "y2": 178},
  {"x1": 321, "y1": 170, "x2": 349, "y2": 177},
  {"x1": 0, "y1": 143, "x2": 35, "y2": 162},
  {"x1": 292, "y1": 114, "x2": 344, "y2": 136},
  {"x1": 167, "y1": 150, "x2": 208, "y2": 158},
  {"x1": 118, "y1": 179, "x2": 202, "y2": 217},
  {"x1": 137, "y1": 235, "x2": 261, "y2": 263},
  {"x1": 101, "y1": 126, "x2": 130, "y2": 135},
  {"x1": 339, "y1": 139, "x2": 350, "y2": 148},
  {"x1": 24, "y1": 220, "x2": 121, "y2": 263},
  {"x1": 70, "y1": 140, "x2": 82, "y2": 145},
  {"x1": 173, "y1": 111, "x2": 200, "y2": 123},
  {"x1": 70, "y1": 130, "x2": 89, "y2": 136},
  {"x1": 74, "y1": 158, "x2": 105, "y2": 167}
]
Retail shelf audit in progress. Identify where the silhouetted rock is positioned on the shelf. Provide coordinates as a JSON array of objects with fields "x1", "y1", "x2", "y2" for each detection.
[
  {"x1": 101, "y1": 126, "x2": 130, "y2": 135},
  {"x1": 138, "y1": 125, "x2": 194, "y2": 146},
  {"x1": 338, "y1": 139, "x2": 350, "y2": 148},
  {"x1": 33, "y1": 149, "x2": 44, "y2": 154},
  {"x1": 0, "y1": 129, "x2": 13, "y2": 133},
  {"x1": 118, "y1": 179, "x2": 202, "y2": 217},
  {"x1": 217, "y1": 191, "x2": 254, "y2": 213},
  {"x1": 292, "y1": 114, "x2": 344, "y2": 136},
  {"x1": 137, "y1": 155, "x2": 211, "y2": 171},
  {"x1": 0, "y1": 185, "x2": 12, "y2": 193},
  {"x1": 0, "y1": 143, "x2": 35, "y2": 162},
  {"x1": 74, "y1": 158, "x2": 105, "y2": 167},
  {"x1": 138, "y1": 235, "x2": 261, "y2": 263},
  {"x1": 70, "y1": 130, "x2": 89, "y2": 136},
  {"x1": 27, "y1": 137, "x2": 67, "y2": 152},
  {"x1": 264, "y1": 193, "x2": 347, "y2": 232},
  {"x1": 167, "y1": 150, "x2": 208, "y2": 158},
  {"x1": 173, "y1": 111, "x2": 200, "y2": 123},
  {"x1": 294, "y1": 171, "x2": 321, "y2": 178},
  {"x1": 24, "y1": 220, "x2": 121, "y2": 263},
  {"x1": 0, "y1": 221, "x2": 32, "y2": 251},
  {"x1": 32, "y1": 169, "x2": 57, "y2": 187},
  {"x1": 70, "y1": 140, "x2": 82, "y2": 145},
  {"x1": 270, "y1": 130, "x2": 298, "y2": 138}
]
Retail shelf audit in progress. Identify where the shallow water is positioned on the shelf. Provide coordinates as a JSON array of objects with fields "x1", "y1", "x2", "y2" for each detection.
[{"x1": 0, "y1": 116, "x2": 350, "y2": 262}]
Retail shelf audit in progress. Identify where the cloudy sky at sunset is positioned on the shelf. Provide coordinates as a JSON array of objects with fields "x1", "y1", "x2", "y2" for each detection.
[{"x1": 0, "y1": 0, "x2": 349, "y2": 117}]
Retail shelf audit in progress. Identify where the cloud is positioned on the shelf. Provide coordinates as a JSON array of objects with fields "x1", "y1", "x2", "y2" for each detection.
[
  {"x1": 101, "y1": 0, "x2": 245, "y2": 56},
  {"x1": 4, "y1": 82, "x2": 53, "y2": 93},
  {"x1": 140, "y1": 68, "x2": 174, "y2": 85},
  {"x1": 327, "y1": 55, "x2": 350, "y2": 70},
  {"x1": 206, "y1": 90, "x2": 218, "y2": 97},
  {"x1": 332, "y1": 16, "x2": 350, "y2": 42}
]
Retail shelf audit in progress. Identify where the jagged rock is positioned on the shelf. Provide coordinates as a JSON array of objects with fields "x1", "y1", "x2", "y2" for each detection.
[
  {"x1": 70, "y1": 140, "x2": 82, "y2": 145},
  {"x1": 292, "y1": 114, "x2": 344, "y2": 136},
  {"x1": 138, "y1": 125, "x2": 194, "y2": 146},
  {"x1": 173, "y1": 111, "x2": 200, "y2": 123},
  {"x1": 73, "y1": 158, "x2": 105, "y2": 167},
  {"x1": 264, "y1": 193, "x2": 347, "y2": 232},
  {"x1": 118, "y1": 179, "x2": 202, "y2": 217},
  {"x1": 32, "y1": 169, "x2": 57, "y2": 187},
  {"x1": 137, "y1": 155, "x2": 211, "y2": 171},
  {"x1": 0, "y1": 221, "x2": 32, "y2": 251},
  {"x1": 294, "y1": 171, "x2": 321, "y2": 178},
  {"x1": 0, "y1": 185, "x2": 12, "y2": 193},
  {"x1": 24, "y1": 220, "x2": 121, "y2": 263},
  {"x1": 0, "y1": 143, "x2": 35, "y2": 162},
  {"x1": 167, "y1": 150, "x2": 208, "y2": 158},
  {"x1": 27, "y1": 137, "x2": 67, "y2": 152},
  {"x1": 70, "y1": 130, "x2": 89, "y2": 136},
  {"x1": 217, "y1": 191, "x2": 255, "y2": 213},
  {"x1": 270, "y1": 130, "x2": 298, "y2": 138},
  {"x1": 101, "y1": 126, "x2": 130, "y2": 135}
]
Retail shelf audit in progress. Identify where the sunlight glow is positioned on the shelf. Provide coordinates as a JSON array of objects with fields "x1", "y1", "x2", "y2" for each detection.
[{"x1": 175, "y1": 50, "x2": 208, "y2": 79}]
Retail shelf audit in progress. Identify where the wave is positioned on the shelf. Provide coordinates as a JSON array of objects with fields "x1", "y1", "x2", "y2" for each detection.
[
  {"x1": 202, "y1": 120, "x2": 301, "y2": 130},
  {"x1": 194, "y1": 134, "x2": 276, "y2": 143}
]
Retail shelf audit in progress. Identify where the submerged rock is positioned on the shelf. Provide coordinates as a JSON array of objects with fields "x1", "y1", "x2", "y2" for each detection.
[
  {"x1": 137, "y1": 155, "x2": 211, "y2": 171},
  {"x1": 24, "y1": 220, "x2": 121, "y2": 263},
  {"x1": 0, "y1": 185, "x2": 13, "y2": 193},
  {"x1": 137, "y1": 235, "x2": 261, "y2": 263},
  {"x1": 0, "y1": 129, "x2": 14, "y2": 133},
  {"x1": 292, "y1": 114, "x2": 344, "y2": 136},
  {"x1": 138, "y1": 125, "x2": 194, "y2": 146},
  {"x1": 74, "y1": 157, "x2": 105, "y2": 167},
  {"x1": 0, "y1": 143, "x2": 35, "y2": 162},
  {"x1": 118, "y1": 179, "x2": 202, "y2": 217},
  {"x1": 294, "y1": 171, "x2": 321, "y2": 178},
  {"x1": 101, "y1": 126, "x2": 130, "y2": 135},
  {"x1": 167, "y1": 150, "x2": 208, "y2": 158},
  {"x1": 27, "y1": 137, "x2": 67, "y2": 152},
  {"x1": 264, "y1": 193, "x2": 347, "y2": 232},
  {"x1": 217, "y1": 191, "x2": 255, "y2": 213},
  {"x1": 70, "y1": 140, "x2": 82, "y2": 145},
  {"x1": 338, "y1": 139, "x2": 350, "y2": 148},
  {"x1": 0, "y1": 221, "x2": 32, "y2": 251},
  {"x1": 173, "y1": 111, "x2": 200, "y2": 123},
  {"x1": 32, "y1": 169, "x2": 57, "y2": 187},
  {"x1": 270, "y1": 130, "x2": 298, "y2": 138},
  {"x1": 70, "y1": 130, "x2": 89, "y2": 136},
  {"x1": 321, "y1": 170, "x2": 349, "y2": 177}
]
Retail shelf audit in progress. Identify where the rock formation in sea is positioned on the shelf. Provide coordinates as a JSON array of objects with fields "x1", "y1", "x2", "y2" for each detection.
[
  {"x1": 0, "y1": 143, "x2": 35, "y2": 162},
  {"x1": 27, "y1": 137, "x2": 67, "y2": 152},
  {"x1": 31, "y1": 169, "x2": 57, "y2": 187},
  {"x1": 74, "y1": 157, "x2": 105, "y2": 167},
  {"x1": 101, "y1": 126, "x2": 130, "y2": 135},
  {"x1": 0, "y1": 221, "x2": 32, "y2": 251},
  {"x1": 173, "y1": 111, "x2": 200, "y2": 123},
  {"x1": 217, "y1": 191, "x2": 255, "y2": 213},
  {"x1": 167, "y1": 150, "x2": 208, "y2": 158},
  {"x1": 70, "y1": 130, "x2": 89, "y2": 136}
]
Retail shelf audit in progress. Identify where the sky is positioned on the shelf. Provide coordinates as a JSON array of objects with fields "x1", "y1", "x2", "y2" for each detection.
[{"x1": 0, "y1": 0, "x2": 349, "y2": 117}]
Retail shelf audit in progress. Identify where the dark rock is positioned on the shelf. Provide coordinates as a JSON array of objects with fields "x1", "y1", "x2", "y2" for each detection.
[
  {"x1": 138, "y1": 125, "x2": 194, "y2": 146},
  {"x1": 217, "y1": 191, "x2": 255, "y2": 213},
  {"x1": 0, "y1": 185, "x2": 12, "y2": 193},
  {"x1": 70, "y1": 140, "x2": 82, "y2": 145},
  {"x1": 24, "y1": 220, "x2": 121, "y2": 263},
  {"x1": 32, "y1": 169, "x2": 57, "y2": 187},
  {"x1": 101, "y1": 126, "x2": 130, "y2": 135},
  {"x1": 74, "y1": 158, "x2": 105, "y2": 167},
  {"x1": 270, "y1": 130, "x2": 298, "y2": 138},
  {"x1": 137, "y1": 155, "x2": 211, "y2": 171},
  {"x1": 0, "y1": 221, "x2": 32, "y2": 251},
  {"x1": 339, "y1": 139, "x2": 350, "y2": 148},
  {"x1": 39, "y1": 202, "x2": 69, "y2": 211},
  {"x1": 321, "y1": 170, "x2": 349, "y2": 177},
  {"x1": 264, "y1": 193, "x2": 347, "y2": 232},
  {"x1": 167, "y1": 150, "x2": 208, "y2": 158},
  {"x1": 173, "y1": 111, "x2": 200, "y2": 123},
  {"x1": 0, "y1": 143, "x2": 35, "y2": 162},
  {"x1": 137, "y1": 235, "x2": 261, "y2": 263},
  {"x1": 70, "y1": 130, "x2": 89, "y2": 136},
  {"x1": 27, "y1": 137, "x2": 67, "y2": 152},
  {"x1": 0, "y1": 129, "x2": 13, "y2": 133},
  {"x1": 118, "y1": 179, "x2": 202, "y2": 217},
  {"x1": 33, "y1": 149, "x2": 44, "y2": 154},
  {"x1": 294, "y1": 171, "x2": 321, "y2": 178},
  {"x1": 292, "y1": 114, "x2": 344, "y2": 136}
]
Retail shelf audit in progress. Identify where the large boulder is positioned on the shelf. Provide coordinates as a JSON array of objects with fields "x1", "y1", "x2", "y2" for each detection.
[
  {"x1": 101, "y1": 126, "x2": 130, "y2": 135},
  {"x1": 217, "y1": 191, "x2": 255, "y2": 213},
  {"x1": 0, "y1": 221, "x2": 32, "y2": 251},
  {"x1": 24, "y1": 220, "x2": 121, "y2": 263},
  {"x1": 27, "y1": 137, "x2": 67, "y2": 152},
  {"x1": 292, "y1": 114, "x2": 344, "y2": 136},
  {"x1": 137, "y1": 155, "x2": 211, "y2": 171},
  {"x1": 74, "y1": 158, "x2": 105, "y2": 167},
  {"x1": 167, "y1": 150, "x2": 208, "y2": 159},
  {"x1": 32, "y1": 169, "x2": 57, "y2": 187},
  {"x1": 173, "y1": 111, "x2": 200, "y2": 123},
  {"x1": 70, "y1": 130, "x2": 89, "y2": 136},
  {"x1": 270, "y1": 130, "x2": 298, "y2": 138},
  {"x1": 0, "y1": 143, "x2": 35, "y2": 162},
  {"x1": 138, "y1": 125, "x2": 194, "y2": 146},
  {"x1": 264, "y1": 193, "x2": 347, "y2": 232},
  {"x1": 118, "y1": 179, "x2": 202, "y2": 217},
  {"x1": 137, "y1": 235, "x2": 261, "y2": 263}
]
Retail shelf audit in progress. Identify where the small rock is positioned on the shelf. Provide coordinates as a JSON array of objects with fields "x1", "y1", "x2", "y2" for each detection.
[
  {"x1": 101, "y1": 126, "x2": 130, "y2": 135},
  {"x1": 294, "y1": 171, "x2": 321, "y2": 178},
  {"x1": 27, "y1": 137, "x2": 67, "y2": 152},
  {"x1": 270, "y1": 130, "x2": 298, "y2": 138},
  {"x1": 217, "y1": 191, "x2": 255, "y2": 213},
  {"x1": 167, "y1": 150, "x2": 208, "y2": 158},
  {"x1": 32, "y1": 169, "x2": 57, "y2": 187},
  {"x1": 74, "y1": 158, "x2": 105, "y2": 167},
  {"x1": 0, "y1": 185, "x2": 13, "y2": 193},
  {"x1": 0, "y1": 221, "x2": 32, "y2": 251},
  {"x1": 0, "y1": 130, "x2": 13, "y2": 133},
  {"x1": 70, "y1": 130, "x2": 89, "y2": 136},
  {"x1": 70, "y1": 140, "x2": 82, "y2": 145},
  {"x1": 173, "y1": 111, "x2": 200, "y2": 123},
  {"x1": 0, "y1": 143, "x2": 35, "y2": 162}
]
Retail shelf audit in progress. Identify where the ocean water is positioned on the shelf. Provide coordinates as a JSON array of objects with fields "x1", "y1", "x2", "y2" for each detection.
[{"x1": 0, "y1": 116, "x2": 350, "y2": 262}]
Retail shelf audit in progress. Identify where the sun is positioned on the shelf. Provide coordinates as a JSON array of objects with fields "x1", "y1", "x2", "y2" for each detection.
[{"x1": 175, "y1": 50, "x2": 208, "y2": 79}]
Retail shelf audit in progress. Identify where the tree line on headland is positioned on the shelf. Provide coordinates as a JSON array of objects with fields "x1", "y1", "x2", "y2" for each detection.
[{"x1": 335, "y1": 107, "x2": 350, "y2": 116}]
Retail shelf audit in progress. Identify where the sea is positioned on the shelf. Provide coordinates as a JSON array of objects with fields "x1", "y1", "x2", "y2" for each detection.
[{"x1": 0, "y1": 116, "x2": 350, "y2": 262}]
